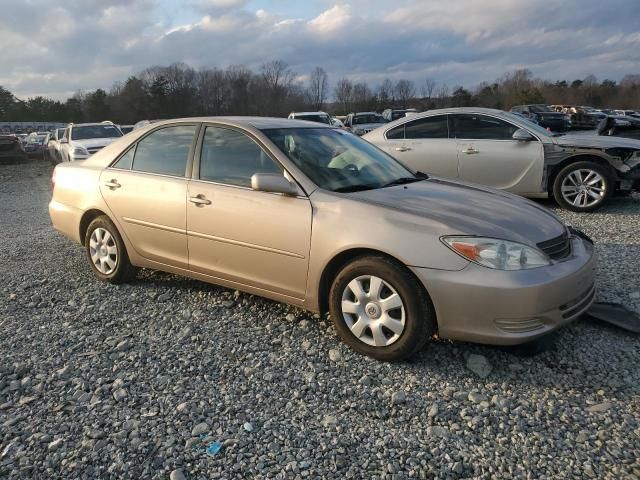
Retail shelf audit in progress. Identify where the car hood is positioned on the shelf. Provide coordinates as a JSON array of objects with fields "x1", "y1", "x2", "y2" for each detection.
[
  {"x1": 554, "y1": 134, "x2": 640, "y2": 149},
  {"x1": 537, "y1": 111, "x2": 565, "y2": 118},
  {"x1": 72, "y1": 138, "x2": 119, "y2": 148},
  {"x1": 349, "y1": 178, "x2": 566, "y2": 245}
]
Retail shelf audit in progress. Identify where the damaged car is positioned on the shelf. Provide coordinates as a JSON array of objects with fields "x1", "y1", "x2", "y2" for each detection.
[
  {"x1": 363, "y1": 108, "x2": 640, "y2": 212},
  {"x1": 597, "y1": 115, "x2": 640, "y2": 141}
]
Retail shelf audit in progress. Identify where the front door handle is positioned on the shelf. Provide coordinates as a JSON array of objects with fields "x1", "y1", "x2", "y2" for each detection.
[
  {"x1": 395, "y1": 146, "x2": 412, "y2": 152},
  {"x1": 189, "y1": 194, "x2": 212, "y2": 206},
  {"x1": 461, "y1": 148, "x2": 479, "y2": 155},
  {"x1": 104, "y1": 179, "x2": 121, "y2": 189}
]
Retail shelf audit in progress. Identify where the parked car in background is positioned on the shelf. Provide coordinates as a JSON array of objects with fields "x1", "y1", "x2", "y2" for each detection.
[
  {"x1": 46, "y1": 127, "x2": 67, "y2": 164},
  {"x1": 364, "y1": 107, "x2": 640, "y2": 212},
  {"x1": 597, "y1": 115, "x2": 640, "y2": 140},
  {"x1": 287, "y1": 111, "x2": 332, "y2": 125},
  {"x1": 551, "y1": 105, "x2": 601, "y2": 129},
  {"x1": 382, "y1": 108, "x2": 418, "y2": 122},
  {"x1": 50, "y1": 117, "x2": 596, "y2": 360},
  {"x1": 24, "y1": 132, "x2": 49, "y2": 157},
  {"x1": 60, "y1": 122, "x2": 123, "y2": 162},
  {"x1": 330, "y1": 117, "x2": 345, "y2": 128},
  {"x1": 344, "y1": 112, "x2": 386, "y2": 135},
  {"x1": 510, "y1": 105, "x2": 571, "y2": 132},
  {"x1": 119, "y1": 125, "x2": 134, "y2": 134},
  {"x1": 0, "y1": 134, "x2": 28, "y2": 162}
]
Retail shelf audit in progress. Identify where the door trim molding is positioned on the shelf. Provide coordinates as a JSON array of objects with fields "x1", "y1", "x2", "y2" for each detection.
[
  {"x1": 122, "y1": 217, "x2": 185, "y2": 235},
  {"x1": 187, "y1": 229, "x2": 305, "y2": 259}
]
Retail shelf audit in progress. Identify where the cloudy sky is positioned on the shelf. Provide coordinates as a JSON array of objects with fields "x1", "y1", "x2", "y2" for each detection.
[{"x1": 1, "y1": 0, "x2": 639, "y2": 100}]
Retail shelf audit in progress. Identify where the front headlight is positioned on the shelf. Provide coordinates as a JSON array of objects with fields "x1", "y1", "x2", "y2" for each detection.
[
  {"x1": 442, "y1": 236, "x2": 551, "y2": 270},
  {"x1": 71, "y1": 146, "x2": 89, "y2": 157}
]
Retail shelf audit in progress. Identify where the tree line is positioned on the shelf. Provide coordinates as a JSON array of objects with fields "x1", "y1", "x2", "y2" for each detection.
[{"x1": 1, "y1": 62, "x2": 639, "y2": 124}]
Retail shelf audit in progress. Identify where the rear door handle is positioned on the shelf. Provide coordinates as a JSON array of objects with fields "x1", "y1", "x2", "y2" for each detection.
[
  {"x1": 104, "y1": 180, "x2": 121, "y2": 189},
  {"x1": 461, "y1": 148, "x2": 479, "y2": 154},
  {"x1": 189, "y1": 194, "x2": 212, "y2": 206},
  {"x1": 395, "y1": 146, "x2": 412, "y2": 152}
]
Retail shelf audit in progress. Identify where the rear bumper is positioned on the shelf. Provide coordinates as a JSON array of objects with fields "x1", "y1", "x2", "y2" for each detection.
[
  {"x1": 412, "y1": 235, "x2": 596, "y2": 345},
  {"x1": 49, "y1": 200, "x2": 82, "y2": 243}
]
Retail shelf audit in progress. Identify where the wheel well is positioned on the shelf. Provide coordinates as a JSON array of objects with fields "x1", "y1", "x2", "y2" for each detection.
[
  {"x1": 79, "y1": 209, "x2": 108, "y2": 246},
  {"x1": 547, "y1": 154, "x2": 617, "y2": 193},
  {"x1": 317, "y1": 248, "x2": 430, "y2": 317}
]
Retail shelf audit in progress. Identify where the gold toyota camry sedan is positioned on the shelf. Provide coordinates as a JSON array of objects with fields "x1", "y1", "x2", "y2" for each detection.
[{"x1": 49, "y1": 117, "x2": 596, "y2": 360}]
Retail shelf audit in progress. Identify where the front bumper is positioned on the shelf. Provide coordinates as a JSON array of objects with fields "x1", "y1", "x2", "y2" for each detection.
[{"x1": 412, "y1": 235, "x2": 596, "y2": 345}]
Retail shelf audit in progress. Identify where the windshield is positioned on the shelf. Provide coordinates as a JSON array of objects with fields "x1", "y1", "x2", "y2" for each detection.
[
  {"x1": 262, "y1": 128, "x2": 417, "y2": 192},
  {"x1": 504, "y1": 112, "x2": 553, "y2": 137},
  {"x1": 353, "y1": 114, "x2": 385, "y2": 125},
  {"x1": 296, "y1": 114, "x2": 331, "y2": 125},
  {"x1": 71, "y1": 125, "x2": 122, "y2": 140}
]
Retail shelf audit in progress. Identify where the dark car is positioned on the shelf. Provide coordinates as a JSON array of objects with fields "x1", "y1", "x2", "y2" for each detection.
[
  {"x1": 550, "y1": 105, "x2": 601, "y2": 130},
  {"x1": 0, "y1": 135, "x2": 28, "y2": 162},
  {"x1": 510, "y1": 105, "x2": 571, "y2": 132},
  {"x1": 598, "y1": 115, "x2": 640, "y2": 140}
]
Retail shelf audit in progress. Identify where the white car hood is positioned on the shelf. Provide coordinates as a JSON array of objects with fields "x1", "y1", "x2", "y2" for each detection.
[
  {"x1": 554, "y1": 134, "x2": 640, "y2": 150},
  {"x1": 72, "y1": 138, "x2": 119, "y2": 149}
]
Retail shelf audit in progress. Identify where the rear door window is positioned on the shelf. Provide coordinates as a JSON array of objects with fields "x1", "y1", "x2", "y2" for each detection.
[
  {"x1": 132, "y1": 125, "x2": 197, "y2": 177},
  {"x1": 405, "y1": 115, "x2": 449, "y2": 139}
]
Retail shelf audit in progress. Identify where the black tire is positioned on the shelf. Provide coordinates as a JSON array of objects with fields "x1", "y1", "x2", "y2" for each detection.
[
  {"x1": 328, "y1": 255, "x2": 436, "y2": 361},
  {"x1": 84, "y1": 215, "x2": 138, "y2": 284},
  {"x1": 552, "y1": 160, "x2": 612, "y2": 212}
]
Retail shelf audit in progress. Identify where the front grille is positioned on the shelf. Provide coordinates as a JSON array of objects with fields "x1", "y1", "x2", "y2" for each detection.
[{"x1": 537, "y1": 233, "x2": 571, "y2": 261}]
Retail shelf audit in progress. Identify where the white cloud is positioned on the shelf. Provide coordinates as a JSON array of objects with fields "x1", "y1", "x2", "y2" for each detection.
[{"x1": 0, "y1": 0, "x2": 639, "y2": 99}]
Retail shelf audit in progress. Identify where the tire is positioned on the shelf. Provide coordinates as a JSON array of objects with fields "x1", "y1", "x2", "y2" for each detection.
[
  {"x1": 328, "y1": 255, "x2": 436, "y2": 361},
  {"x1": 84, "y1": 215, "x2": 138, "y2": 284},
  {"x1": 552, "y1": 160, "x2": 612, "y2": 212}
]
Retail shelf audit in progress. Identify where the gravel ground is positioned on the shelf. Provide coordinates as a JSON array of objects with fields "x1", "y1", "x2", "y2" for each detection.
[{"x1": 1, "y1": 159, "x2": 639, "y2": 479}]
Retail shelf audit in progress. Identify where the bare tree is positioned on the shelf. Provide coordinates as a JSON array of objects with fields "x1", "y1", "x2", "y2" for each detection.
[
  {"x1": 421, "y1": 78, "x2": 436, "y2": 99},
  {"x1": 377, "y1": 78, "x2": 395, "y2": 107},
  {"x1": 394, "y1": 79, "x2": 415, "y2": 107},
  {"x1": 307, "y1": 67, "x2": 329, "y2": 110},
  {"x1": 334, "y1": 77, "x2": 353, "y2": 114},
  {"x1": 352, "y1": 82, "x2": 374, "y2": 111}
]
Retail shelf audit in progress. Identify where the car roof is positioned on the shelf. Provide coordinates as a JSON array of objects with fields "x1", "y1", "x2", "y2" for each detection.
[{"x1": 148, "y1": 116, "x2": 333, "y2": 130}]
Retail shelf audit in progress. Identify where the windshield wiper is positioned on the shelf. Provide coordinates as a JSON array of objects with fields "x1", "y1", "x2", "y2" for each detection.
[
  {"x1": 381, "y1": 176, "x2": 424, "y2": 188},
  {"x1": 333, "y1": 184, "x2": 375, "y2": 193}
]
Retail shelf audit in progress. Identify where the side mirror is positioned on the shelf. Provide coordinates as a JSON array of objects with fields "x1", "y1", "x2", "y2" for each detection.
[
  {"x1": 251, "y1": 173, "x2": 298, "y2": 196},
  {"x1": 60, "y1": 138, "x2": 69, "y2": 144},
  {"x1": 512, "y1": 128, "x2": 534, "y2": 141}
]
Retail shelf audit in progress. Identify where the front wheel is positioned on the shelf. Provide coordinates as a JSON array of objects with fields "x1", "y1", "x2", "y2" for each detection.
[
  {"x1": 84, "y1": 216, "x2": 138, "y2": 283},
  {"x1": 328, "y1": 255, "x2": 436, "y2": 361},
  {"x1": 552, "y1": 161, "x2": 612, "y2": 212}
]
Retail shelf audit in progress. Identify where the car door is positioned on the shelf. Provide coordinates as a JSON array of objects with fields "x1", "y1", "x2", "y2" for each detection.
[
  {"x1": 380, "y1": 114, "x2": 459, "y2": 179},
  {"x1": 186, "y1": 125, "x2": 312, "y2": 299},
  {"x1": 99, "y1": 124, "x2": 199, "y2": 269},
  {"x1": 450, "y1": 113, "x2": 544, "y2": 193}
]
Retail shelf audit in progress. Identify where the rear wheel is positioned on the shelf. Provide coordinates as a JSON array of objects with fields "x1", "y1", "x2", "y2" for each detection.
[
  {"x1": 552, "y1": 161, "x2": 612, "y2": 212},
  {"x1": 84, "y1": 216, "x2": 138, "y2": 283},
  {"x1": 328, "y1": 255, "x2": 436, "y2": 361}
]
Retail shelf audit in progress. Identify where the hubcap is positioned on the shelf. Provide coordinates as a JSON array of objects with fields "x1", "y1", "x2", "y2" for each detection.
[
  {"x1": 341, "y1": 275, "x2": 406, "y2": 347},
  {"x1": 561, "y1": 169, "x2": 606, "y2": 209},
  {"x1": 89, "y1": 227, "x2": 118, "y2": 275}
]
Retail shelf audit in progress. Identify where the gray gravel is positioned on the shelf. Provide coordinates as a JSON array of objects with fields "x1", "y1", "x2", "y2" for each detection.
[{"x1": 1, "y1": 159, "x2": 639, "y2": 479}]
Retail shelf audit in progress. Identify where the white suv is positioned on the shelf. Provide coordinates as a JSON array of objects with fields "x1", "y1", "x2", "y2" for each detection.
[{"x1": 60, "y1": 122, "x2": 123, "y2": 162}]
